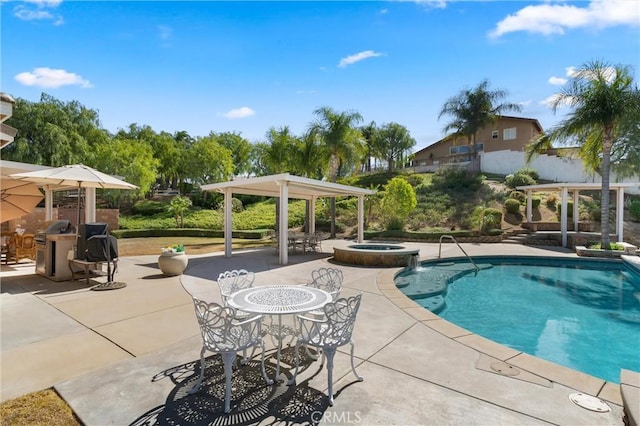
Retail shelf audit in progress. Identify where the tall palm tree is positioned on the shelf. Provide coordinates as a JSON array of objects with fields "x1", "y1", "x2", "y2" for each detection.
[
  {"x1": 527, "y1": 60, "x2": 640, "y2": 248},
  {"x1": 309, "y1": 106, "x2": 364, "y2": 237},
  {"x1": 438, "y1": 79, "x2": 522, "y2": 166}
]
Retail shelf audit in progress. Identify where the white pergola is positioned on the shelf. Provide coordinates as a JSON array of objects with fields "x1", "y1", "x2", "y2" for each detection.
[
  {"x1": 201, "y1": 173, "x2": 376, "y2": 265},
  {"x1": 517, "y1": 182, "x2": 639, "y2": 247}
]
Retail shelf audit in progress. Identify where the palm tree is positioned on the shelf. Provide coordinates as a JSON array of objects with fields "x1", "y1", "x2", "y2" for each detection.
[
  {"x1": 438, "y1": 79, "x2": 522, "y2": 168},
  {"x1": 527, "y1": 60, "x2": 640, "y2": 248},
  {"x1": 309, "y1": 106, "x2": 364, "y2": 237}
]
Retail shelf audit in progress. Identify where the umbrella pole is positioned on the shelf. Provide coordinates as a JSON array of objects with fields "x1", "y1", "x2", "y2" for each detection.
[{"x1": 76, "y1": 182, "x2": 82, "y2": 227}]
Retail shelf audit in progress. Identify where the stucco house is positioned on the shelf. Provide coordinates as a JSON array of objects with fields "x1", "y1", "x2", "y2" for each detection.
[{"x1": 412, "y1": 116, "x2": 543, "y2": 170}]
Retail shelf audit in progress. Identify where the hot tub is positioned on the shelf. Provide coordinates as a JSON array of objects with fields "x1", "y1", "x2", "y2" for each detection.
[{"x1": 333, "y1": 243, "x2": 419, "y2": 267}]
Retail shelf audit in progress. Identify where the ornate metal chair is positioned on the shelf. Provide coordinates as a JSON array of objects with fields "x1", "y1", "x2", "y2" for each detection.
[
  {"x1": 291, "y1": 294, "x2": 364, "y2": 405},
  {"x1": 217, "y1": 269, "x2": 256, "y2": 305},
  {"x1": 188, "y1": 298, "x2": 271, "y2": 413},
  {"x1": 16, "y1": 234, "x2": 36, "y2": 261},
  {"x1": 308, "y1": 267, "x2": 343, "y2": 300}
]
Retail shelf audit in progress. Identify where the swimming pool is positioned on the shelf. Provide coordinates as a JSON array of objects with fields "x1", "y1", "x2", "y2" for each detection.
[{"x1": 395, "y1": 256, "x2": 640, "y2": 383}]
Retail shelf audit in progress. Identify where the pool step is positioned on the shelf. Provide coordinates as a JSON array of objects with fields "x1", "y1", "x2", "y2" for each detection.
[
  {"x1": 415, "y1": 295, "x2": 446, "y2": 313},
  {"x1": 405, "y1": 279, "x2": 448, "y2": 299}
]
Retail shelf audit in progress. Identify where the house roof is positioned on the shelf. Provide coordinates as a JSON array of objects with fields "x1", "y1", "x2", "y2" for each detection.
[
  {"x1": 201, "y1": 173, "x2": 375, "y2": 200},
  {"x1": 413, "y1": 116, "x2": 544, "y2": 156},
  {"x1": 516, "y1": 182, "x2": 639, "y2": 192}
]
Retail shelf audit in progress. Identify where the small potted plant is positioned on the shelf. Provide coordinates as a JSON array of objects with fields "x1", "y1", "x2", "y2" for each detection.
[{"x1": 158, "y1": 244, "x2": 188, "y2": 276}]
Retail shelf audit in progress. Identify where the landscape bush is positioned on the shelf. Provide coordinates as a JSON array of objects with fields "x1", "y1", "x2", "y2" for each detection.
[
  {"x1": 509, "y1": 191, "x2": 526, "y2": 203},
  {"x1": 505, "y1": 172, "x2": 536, "y2": 189},
  {"x1": 483, "y1": 208, "x2": 503, "y2": 228},
  {"x1": 532, "y1": 196, "x2": 541, "y2": 208},
  {"x1": 518, "y1": 167, "x2": 539, "y2": 181},
  {"x1": 630, "y1": 200, "x2": 640, "y2": 222},
  {"x1": 557, "y1": 200, "x2": 574, "y2": 219},
  {"x1": 504, "y1": 198, "x2": 521, "y2": 214},
  {"x1": 545, "y1": 194, "x2": 557, "y2": 208},
  {"x1": 131, "y1": 200, "x2": 167, "y2": 216}
]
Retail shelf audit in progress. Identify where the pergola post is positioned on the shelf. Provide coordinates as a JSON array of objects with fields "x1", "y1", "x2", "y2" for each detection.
[
  {"x1": 357, "y1": 195, "x2": 364, "y2": 243},
  {"x1": 617, "y1": 188, "x2": 625, "y2": 242},
  {"x1": 572, "y1": 190, "x2": 579, "y2": 233},
  {"x1": 278, "y1": 181, "x2": 289, "y2": 265},
  {"x1": 310, "y1": 196, "x2": 316, "y2": 234},
  {"x1": 561, "y1": 187, "x2": 568, "y2": 247},
  {"x1": 224, "y1": 188, "x2": 232, "y2": 258},
  {"x1": 526, "y1": 190, "x2": 533, "y2": 223}
]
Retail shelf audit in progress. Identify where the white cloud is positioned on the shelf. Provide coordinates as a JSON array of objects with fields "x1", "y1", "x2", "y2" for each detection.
[
  {"x1": 221, "y1": 107, "x2": 255, "y2": 119},
  {"x1": 379, "y1": 8, "x2": 388, "y2": 15},
  {"x1": 338, "y1": 50, "x2": 384, "y2": 68},
  {"x1": 15, "y1": 67, "x2": 92, "y2": 88},
  {"x1": 489, "y1": 0, "x2": 639, "y2": 38},
  {"x1": 548, "y1": 76, "x2": 567, "y2": 85},
  {"x1": 414, "y1": 0, "x2": 447, "y2": 9},
  {"x1": 518, "y1": 100, "x2": 532, "y2": 107},
  {"x1": 14, "y1": 0, "x2": 63, "y2": 24},
  {"x1": 296, "y1": 90, "x2": 316, "y2": 95}
]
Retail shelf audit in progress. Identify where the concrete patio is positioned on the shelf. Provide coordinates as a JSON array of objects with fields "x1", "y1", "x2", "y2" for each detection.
[{"x1": 0, "y1": 241, "x2": 630, "y2": 425}]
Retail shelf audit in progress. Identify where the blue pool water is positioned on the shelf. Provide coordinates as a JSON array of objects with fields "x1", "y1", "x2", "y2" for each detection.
[{"x1": 396, "y1": 257, "x2": 640, "y2": 383}]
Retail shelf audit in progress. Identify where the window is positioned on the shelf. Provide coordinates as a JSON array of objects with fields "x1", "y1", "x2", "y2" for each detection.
[
  {"x1": 492, "y1": 131, "x2": 499, "y2": 139},
  {"x1": 458, "y1": 145, "x2": 470, "y2": 153},
  {"x1": 476, "y1": 143, "x2": 484, "y2": 152},
  {"x1": 449, "y1": 146, "x2": 458, "y2": 155},
  {"x1": 503, "y1": 128, "x2": 517, "y2": 140}
]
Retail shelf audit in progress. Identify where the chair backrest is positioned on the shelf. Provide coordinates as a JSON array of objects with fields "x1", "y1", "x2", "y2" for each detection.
[
  {"x1": 317, "y1": 294, "x2": 362, "y2": 347},
  {"x1": 191, "y1": 298, "x2": 262, "y2": 352},
  {"x1": 309, "y1": 267, "x2": 343, "y2": 298},
  {"x1": 20, "y1": 234, "x2": 35, "y2": 248},
  {"x1": 217, "y1": 269, "x2": 256, "y2": 303}
]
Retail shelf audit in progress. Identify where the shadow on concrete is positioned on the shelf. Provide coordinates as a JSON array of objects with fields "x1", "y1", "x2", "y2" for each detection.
[{"x1": 129, "y1": 347, "x2": 337, "y2": 425}]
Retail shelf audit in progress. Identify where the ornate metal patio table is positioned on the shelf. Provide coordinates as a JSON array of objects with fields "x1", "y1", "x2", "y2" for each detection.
[{"x1": 228, "y1": 285, "x2": 332, "y2": 382}]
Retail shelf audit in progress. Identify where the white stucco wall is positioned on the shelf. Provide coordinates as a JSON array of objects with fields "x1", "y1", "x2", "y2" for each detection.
[{"x1": 480, "y1": 150, "x2": 640, "y2": 194}]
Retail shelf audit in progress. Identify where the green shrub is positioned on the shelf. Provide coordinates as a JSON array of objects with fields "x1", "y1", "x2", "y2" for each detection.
[
  {"x1": 509, "y1": 191, "x2": 526, "y2": 203},
  {"x1": 518, "y1": 167, "x2": 539, "y2": 181},
  {"x1": 231, "y1": 197, "x2": 243, "y2": 213},
  {"x1": 132, "y1": 200, "x2": 167, "y2": 216},
  {"x1": 545, "y1": 194, "x2": 557, "y2": 207},
  {"x1": 532, "y1": 196, "x2": 541, "y2": 208},
  {"x1": 557, "y1": 200, "x2": 574, "y2": 219},
  {"x1": 630, "y1": 200, "x2": 640, "y2": 222},
  {"x1": 504, "y1": 198, "x2": 521, "y2": 214},
  {"x1": 505, "y1": 172, "x2": 536, "y2": 189}
]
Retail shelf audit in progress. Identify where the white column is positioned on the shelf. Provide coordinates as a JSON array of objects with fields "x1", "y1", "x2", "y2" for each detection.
[
  {"x1": 572, "y1": 190, "x2": 579, "y2": 233},
  {"x1": 309, "y1": 196, "x2": 316, "y2": 234},
  {"x1": 45, "y1": 186, "x2": 54, "y2": 221},
  {"x1": 85, "y1": 187, "x2": 96, "y2": 223},
  {"x1": 561, "y1": 187, "x2": 568, "y2": 247},
  {"x1": 616, "y1": 188, "x2": 625, "y2": 242},
  {"x1": 526, "y1": 190, "x2": 532, "y2": 223},
  {"x1": 224, "y1": 189, "x2": 232, "y2": 258},
  {"x1": 278, "y1": 181, "x2": 289, "y2": 265},
  {"x1": 357, "y1": 195, "x2": 365, "y2": 243}
]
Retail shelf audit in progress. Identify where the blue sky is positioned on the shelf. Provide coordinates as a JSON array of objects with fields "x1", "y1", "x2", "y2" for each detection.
[{"x1": 2, "y1": 0, "x2": 639, "y2": 152}]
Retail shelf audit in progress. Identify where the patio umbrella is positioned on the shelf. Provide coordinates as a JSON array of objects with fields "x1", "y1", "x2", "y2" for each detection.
[
  {"x1": 0, "y1": 178, "x2": 44, "y2": 223},
  {"x1": 10, "y1": 164, "x2": 138, "y2": 226}
]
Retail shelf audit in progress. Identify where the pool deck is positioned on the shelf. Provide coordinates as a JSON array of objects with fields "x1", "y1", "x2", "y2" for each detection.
[{"x1": 1, "y1": 241, "x2": 633, "y2": 425}]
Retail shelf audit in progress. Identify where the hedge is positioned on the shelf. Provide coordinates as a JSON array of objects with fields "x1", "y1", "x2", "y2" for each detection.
[{"x1": 111, "y1": 228, "x2": 271, "y2": 239}]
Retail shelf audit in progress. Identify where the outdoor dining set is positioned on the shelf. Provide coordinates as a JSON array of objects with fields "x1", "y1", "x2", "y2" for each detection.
[{"x1": 184, "y1": 267, "x2": 364, "y2": 413}]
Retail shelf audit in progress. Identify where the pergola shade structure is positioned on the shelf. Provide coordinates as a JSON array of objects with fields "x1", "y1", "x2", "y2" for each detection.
[
  {"x1": 201, "y1": 173, "x2": 375, "y2": 265},
  {"x1": 517, "y1": 182, "x2": 639, "y2": 247}
]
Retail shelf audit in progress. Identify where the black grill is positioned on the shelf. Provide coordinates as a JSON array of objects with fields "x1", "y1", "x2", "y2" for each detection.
[{"x1": 35, "y1": 220, "x2": 74, "y2": 244}]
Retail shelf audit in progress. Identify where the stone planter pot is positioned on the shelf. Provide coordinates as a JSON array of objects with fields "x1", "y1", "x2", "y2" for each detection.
[{"x1": 158, "y1": 252, "x2": 188, "y2": 276}]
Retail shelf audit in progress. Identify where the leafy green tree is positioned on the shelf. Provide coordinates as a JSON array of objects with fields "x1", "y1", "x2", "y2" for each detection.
[
  {"x1": 93, "y1": 137, "x2": 159, "y2": 205},
  {"x1": 215, "y1": 131, "x2": 253, "y2": 177},
  {"x1": 186, "y1": 135, "x2": 234, "y2": 185},
  {"x1": 359, "y1": 121, "x2": 378, "y2": 172},
  {"x1": 168, "y1": 195, "x2": 192, "y2": 228},
  {"x1": 309, "y1": 106, "x2": 364, "y2": 236},
  {"x1": 371, "y1": 122, "x2": 416, "y2": 173},
  {"x1": 258, "y1": 126, "x2": 299, "y2": 175},
  {"x1": 4, "y1": 93, "x2": 109, "y2": 166},
  {"x1": 438, "y1": 79, "x2": 522, "y2": 161},
  {"x1": 527, "y1": 60, "x2": 640, "y2": 248},
  {"x1": 380, "y1": 177, "x2": 417, "y2": 230}
]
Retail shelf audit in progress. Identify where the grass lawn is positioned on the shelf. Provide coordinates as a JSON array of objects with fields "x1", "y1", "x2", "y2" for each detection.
[{"x1": 117, "y1": 236, "x2": 273, "y2": 256}]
